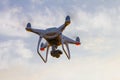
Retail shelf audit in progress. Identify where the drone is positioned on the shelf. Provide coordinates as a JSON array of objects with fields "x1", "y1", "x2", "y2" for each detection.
[{"x1": 26, "y1": 15, "x2": 81, "y2": 63}]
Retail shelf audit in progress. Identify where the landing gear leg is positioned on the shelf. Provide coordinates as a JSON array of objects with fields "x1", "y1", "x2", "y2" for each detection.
[{"x1": 37, "y1": 36, "x2": 50, "y2": 63}]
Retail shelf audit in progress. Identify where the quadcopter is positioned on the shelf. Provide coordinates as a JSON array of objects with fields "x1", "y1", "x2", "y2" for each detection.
[{"x1": 26, "y1": 15, "x2": 81, "y2": 63}]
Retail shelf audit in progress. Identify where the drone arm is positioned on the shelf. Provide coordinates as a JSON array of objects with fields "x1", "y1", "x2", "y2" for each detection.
[
  {"x1": 26, "y1": 23, "x2": 44, "y2": 35},
  {"x1": 58, "y1": 15, "x2": 71, "y2": 32},
  {"x1": 63, "y1": 36, "x2": 81, "y2": 45},
  {"x1": 26, "y1": 28, "x2": 44, "y2": 36}
]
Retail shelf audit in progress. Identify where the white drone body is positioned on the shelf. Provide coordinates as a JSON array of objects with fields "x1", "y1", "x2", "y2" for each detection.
[{"x1": 26, "y1": 15, "x2": 81, "y2": 63}]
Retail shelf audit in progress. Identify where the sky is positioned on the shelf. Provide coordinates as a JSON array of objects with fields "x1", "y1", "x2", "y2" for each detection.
[{"x1": 0, "y1": 0, "x2": 120, "y2": 80}]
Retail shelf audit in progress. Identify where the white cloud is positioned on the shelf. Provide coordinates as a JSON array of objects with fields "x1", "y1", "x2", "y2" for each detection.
[
  {"x1": 24, "y1": 5, "x2": 120, "y2": 57},
  {"x1": 68, "y1": 6, "x2": 120, "y2": 54},
  {"x1": 0, "y1": 1, "x2": 120, "y2": 80},
  {"x1": 0, "y1": 56, "x2": 120, "y2": 80},
  {"x1": 83, "y1": 37, "x2": 110, "y2": 53},
  {"x1": 31, "y1": 0, "x2": 43, "y2": 4},
  {"x1": 27, "y1": 7, "x2": 66, "y2": 29},
  {"x1": 0, "y1": 40, "x2": 33, "y2": 69},
  {"x1": 0, "y1": 7, "x2": 30, "y2": 37}
]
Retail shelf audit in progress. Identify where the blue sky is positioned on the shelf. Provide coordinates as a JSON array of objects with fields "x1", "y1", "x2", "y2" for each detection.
[{"x1": 0, "y1": 0, "x2": 120, "y2": 80}]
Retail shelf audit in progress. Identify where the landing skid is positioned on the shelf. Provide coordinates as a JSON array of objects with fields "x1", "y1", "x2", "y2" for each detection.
[
  {"x1": 37, "y1": 35, "x2": 71, "y2": 63},
  {"x1": 60, "y1": 34, "x2": 71, "y2": 59},
  {"x1": 37, "y1": 36, "x2": 49, "y2": 63}
]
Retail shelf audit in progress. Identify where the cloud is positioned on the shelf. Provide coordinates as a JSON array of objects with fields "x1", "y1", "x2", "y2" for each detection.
[
  {"x1": 0, "y1": 0, "x2": 120, "y2": 80},
  {"x1": 0, "y1": 0, "x2": 119, "y2": 63},
  {"x1": 0, "y1": 56, "x2": 120, "y2": 80},
  {"x1": 0, "y1": 7, "x2": 30, "y2": 37},
  {"x1": 0, "y1": 40, "x2": 33, "y2": 69},
  {"x1": 67, "y1": 6, "x2": 120, "y2": 55},
  {"x1": 31, "y1": 0, "x2": 44, "y2": 4}
]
